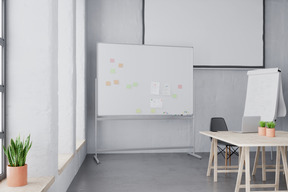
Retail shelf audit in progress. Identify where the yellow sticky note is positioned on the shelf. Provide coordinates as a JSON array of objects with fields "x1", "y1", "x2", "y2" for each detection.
[
  {"x1": 118, "y1": 63, "x2": 123, "y2": 68},
  {"x1": 106, "y1": 81, "x2": 111, "y2": 86},
  {"x1": 110, "y1": 69, "x2": 116, "y2": 74},
  {"x1": 136, "y1": 109, "x2": 141, "y2": 113},
  {"x1": 114, "y1": 80, "x2": 119, "y2": 85},
  {"x1": 150, "y1": 109, "x2": 156, "y2": 113}
]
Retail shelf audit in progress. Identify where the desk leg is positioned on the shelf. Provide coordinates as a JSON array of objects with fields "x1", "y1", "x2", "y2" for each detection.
[
  {"x1": 207, "y1": 139, "x2": 214, "y2": 176},
  {"x1": 252, "y1": 146, "x2": 260, "y2": 176},
  {"x1": 245, "y1": 147, "x2": 251, "y2": 192},
  {"x1": 280, "y1": 146, "x2": 288, "y2": 189},
  {"x1": 262, "y1": 146, "x2": 266, "y2": 181},
  {"x1": 235, "y1": 146, "x2": 245, "y2": 192},
  {"x1": 213, "y1": 139, "x2": 218, "y2": 182},
  {"x1": 275, "y1": 146, "x2": 281, "y2": 191}
]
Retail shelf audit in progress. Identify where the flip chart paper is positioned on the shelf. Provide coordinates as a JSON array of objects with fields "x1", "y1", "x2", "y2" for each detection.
[
  {"x1": 118, "y1": 63, "x2": 123, "y2": 68},
  {"x1": 150, "y1": 98, "x2": 163, "y2": 108},
  {"x1": 151, "y1": 81, "x2": 160, "y2": 95},
  {"x1": 162, "y1": 83, "x2": 171, "y2": 95},
  {"x1": 114, "y1": 80, "x2": 119, "y2": 85},
  {"x1": 106, "y1": 81, "x2": 111, "y2": 86}
]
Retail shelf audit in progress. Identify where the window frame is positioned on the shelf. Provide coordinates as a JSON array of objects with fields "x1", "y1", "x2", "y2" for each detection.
[{"x1": 0, "y1": 0, "x2": 6, "y2": 181}]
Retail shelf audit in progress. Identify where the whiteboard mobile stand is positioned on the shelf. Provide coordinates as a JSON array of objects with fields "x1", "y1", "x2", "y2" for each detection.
[{"x1": 94, "y1": 43, "x2": 201, "y2": 163}]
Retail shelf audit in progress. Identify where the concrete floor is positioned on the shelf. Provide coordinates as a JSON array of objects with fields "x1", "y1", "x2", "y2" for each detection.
[{"x1": 67, "y1": 152, "x2": 287, "y2": 192}]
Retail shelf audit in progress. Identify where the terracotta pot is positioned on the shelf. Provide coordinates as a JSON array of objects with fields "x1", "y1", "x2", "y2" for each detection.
[
  {"x1": 7, "y1": 164, "x2": 27, "y2": 187},
  {"x1": 266, "y1": 128, "x2": 275, "y2": 137},
  {"x1": 258, "y1": 127, "x2": 266, "y2": 136}
]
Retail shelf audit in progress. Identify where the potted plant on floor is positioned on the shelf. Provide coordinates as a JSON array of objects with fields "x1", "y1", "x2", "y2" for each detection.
[
  {"x1": 3, "y1": 135, "x2": 32, "y2": 187},
  {"x1": 266, "y1": 121, "x2": 276, "y2": 137},
  {"x1": 258, "y1": 121, "x2": 266, "y2": 136}
]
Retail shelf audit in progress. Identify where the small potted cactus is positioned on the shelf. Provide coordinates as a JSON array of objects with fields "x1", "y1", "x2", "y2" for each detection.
[
  {"x1": 3, "y1": 135, "x2": 32, "y2": 187},
  {"x1": 258, "y1": 121, "x2": 266, "y2": 136},
  {"x1": 266, "y1": 121, "x2": 276, "y2": 137}
]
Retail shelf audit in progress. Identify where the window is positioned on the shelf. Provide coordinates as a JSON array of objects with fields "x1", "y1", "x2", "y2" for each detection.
[{"x1": 0, "y1": 0, "x2": 6, "y2": 181}]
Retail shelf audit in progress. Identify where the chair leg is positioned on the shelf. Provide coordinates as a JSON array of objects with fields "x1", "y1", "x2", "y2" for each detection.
[{"x1": 225, "y1": 146, "x2": 227, "y2": 167}]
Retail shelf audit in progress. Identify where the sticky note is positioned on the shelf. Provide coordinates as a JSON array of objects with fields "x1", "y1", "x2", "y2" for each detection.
[
  {"x1": 178, "y1": 84, "x2": 182, "y2": 89},
  {"x1": 172, "y1": 94, "x2": 177, "y2": 98},
  {"x1": 118, "y1": 63, "x2": 123, "y2": 68},
  {"x1": 126, "y1": 84, "x2": 132, "y2": 89},
  {"x1": 110, "y1": 58, "x2": 115, "y2": 63},
  {"x1": 106, "y1": 81, "x2": 111, "y2": 86},
  {"x1": 110, "y1": 69, "x2": 116, "y2": 74},
  {"x1": 133, "y1": 82, "x2": 138, "y2": 87},
  {"x1": 136, "y1": 109, "x2": 141, "y2": 113},
  {"x1": 113, "y1": 80, "x2": 119, "y2": 85},
  {"x1": 150, "y1": 109, "x2": 156, "y2": 113}
]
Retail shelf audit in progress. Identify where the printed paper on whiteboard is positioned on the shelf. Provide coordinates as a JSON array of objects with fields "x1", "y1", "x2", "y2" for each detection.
[
  {"x1": 162, "y1": 83, "x2": 171, "y2": 95},
  {"x1": 150, "y1": 98, "x2": 163, "y2": 108},
  {"x1": 151, "y1": 81, "x2": 160, "y2": 95}
]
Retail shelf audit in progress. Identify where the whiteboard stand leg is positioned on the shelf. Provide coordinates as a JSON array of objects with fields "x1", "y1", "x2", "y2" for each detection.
[
  {"x1": 188, "y1": 151, "x2": 202, "y2": 159},
  {"x1": 94, "y1": 154, "x2": 100, "y2": 164}
]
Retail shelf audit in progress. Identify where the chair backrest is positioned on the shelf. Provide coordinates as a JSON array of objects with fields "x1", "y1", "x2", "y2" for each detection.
[{"x1": 210, "y1": 117, "x2": 229, "y2": 132}]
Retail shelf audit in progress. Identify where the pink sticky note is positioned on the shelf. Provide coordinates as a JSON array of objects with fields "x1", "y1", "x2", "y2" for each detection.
[
  {"x1": 178, "y1": 84, "x2": 182, "y2": 89},
  {"x1": 110, "y1": 58, "x2": 115, "y2": 63}
]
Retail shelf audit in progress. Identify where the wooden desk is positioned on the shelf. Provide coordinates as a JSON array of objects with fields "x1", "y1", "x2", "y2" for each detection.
[{"x1": 200, "y1": 131, "x2": 288, "y2": 192}]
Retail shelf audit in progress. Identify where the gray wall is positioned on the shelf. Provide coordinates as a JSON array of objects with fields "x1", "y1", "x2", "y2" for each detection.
[{"x1": 86, "y1": 0, "x2": 288, "y2": 153}]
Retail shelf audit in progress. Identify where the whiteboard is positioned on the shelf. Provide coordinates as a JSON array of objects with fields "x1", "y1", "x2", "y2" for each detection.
[
  {"x1": 145, "y1": 0, "x2": 264, "y2": 67},
  {"x1": 244, "y1": 68, "x2": 286, "y2": 121},
  {"x1": 97, "y1": 43, "x2": 193, "y2": 116}
]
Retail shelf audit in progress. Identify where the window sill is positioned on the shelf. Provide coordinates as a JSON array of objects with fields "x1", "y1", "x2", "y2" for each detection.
[
  {"x1": 58, "y1": 153, "x2": 74, "y2": 175},
  {"x1": 0, "y1": 176, "x2": 55, "y2": 192},
  {"x1": 76, "y1": 139, "x2": 86, "y2": 152}
]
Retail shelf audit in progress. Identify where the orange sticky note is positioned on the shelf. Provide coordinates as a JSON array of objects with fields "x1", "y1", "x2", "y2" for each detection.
[
  {"x1": 106, "y1": 81, "x2": 111, "y2": 86},
  {"x1": 113, "y1": 80, "x2": 119, "y2": 85},
  {"x1": 118, "y1": 63, "x2": 123, "y2": 68}
]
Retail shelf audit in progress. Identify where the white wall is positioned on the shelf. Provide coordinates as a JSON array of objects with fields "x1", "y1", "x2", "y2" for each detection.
[
  {"x1": 58, "y1": 0, "x2": 76, "y2": 154},
  {"x1": 7, "y1": 0, "x2": 87, "y2": 191},
  {"x1": 7, "y1": 0, "x2": 58, "y2": 177},
  {"x1": 86, "y1": 0, "x2": 288, "y2": 153}
]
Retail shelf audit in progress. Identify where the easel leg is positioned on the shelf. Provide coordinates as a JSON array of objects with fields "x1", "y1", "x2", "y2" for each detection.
[
  {"x1": 213, "y1": 139, "x2": 218, "y2": 182},
  {"x1": 207, "y1": 140, "x2": 214, "y2": 176},
  {"x1": 262, "y1": 146, "x2": 266, "y2": 181},
  {"x1": 275, "y1": 146, "x2": 281, "y2": 191},
  {"x1": 252, "y1": 146, "x2": 260, "y2": 176},
  {"x1": 280, "y1": 146, "x2": 288, "y2": 189},
  {"x1": 229, "y1": 146, "x2": 231, "y2": 165},
  {"x1": 235, "y1": 146, "x2": 245, "y2": 192},
  {"x1": 93, "y1": 154, "x2": 100, "y2": 164}
]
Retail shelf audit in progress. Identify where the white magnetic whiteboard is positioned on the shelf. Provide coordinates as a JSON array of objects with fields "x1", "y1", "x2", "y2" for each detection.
[
  {"x1": 244, "y1": 68, "x2": 286, "y2": 121},
  {"x1": 145, "y1": 0, "x2": 264, "y2": 67},
  {"x1": 97, "y1": 43, "x2": 193, "y2": 116}
]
